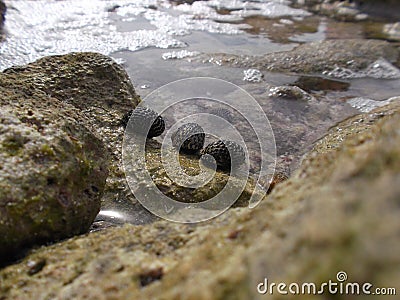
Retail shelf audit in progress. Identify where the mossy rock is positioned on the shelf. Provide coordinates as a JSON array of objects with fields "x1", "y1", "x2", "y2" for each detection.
[
  {"x1": 143, "y1": 141, "x2": 261, "y2": 208},
  {"x1": 0, "y1": 83, "x2": 108, "y2": 261},
  {"x1": 4, "y1": 52, "x2": 143, "y2": 219}
]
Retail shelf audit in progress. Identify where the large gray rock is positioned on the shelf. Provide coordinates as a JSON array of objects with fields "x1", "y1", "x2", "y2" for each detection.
[
  {"x1": 0, "y1": 52, "x2": 147, "y2": 260},
  {"x1": 4, "y1": 53, "x2": 148, "y2": 224},
  {"x1": 0, "y1": 65, "x2": 109, "y2": 259}
]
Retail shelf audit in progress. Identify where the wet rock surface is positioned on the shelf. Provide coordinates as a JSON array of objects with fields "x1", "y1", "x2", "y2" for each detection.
[
  {"x1": 195, "y1": 39, "x2": 400, "y2": 78},
  {"x1": 0, "y1": 63, "x2": 109, "y2": 260},
  {"x1": 1, "y1": 98, "x2": 398, "y2": 299},
  {"x1": 142, "y1": 141, "x2": 256, "y2": 207}
]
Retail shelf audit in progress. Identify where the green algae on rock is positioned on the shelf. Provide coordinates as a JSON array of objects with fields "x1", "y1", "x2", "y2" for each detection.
[
  {"x1": 3, "y1": 52, "x2": 139, "y2": 124},
  {"x1": 125, "y1": 139, "x2": 261, "y2": 209},
  {"x1": 0, "y1": 71, "x2": 109, "y2": 260},
  {"x1": 1, "y1": 95, "x2": 399, "y2": 299}
]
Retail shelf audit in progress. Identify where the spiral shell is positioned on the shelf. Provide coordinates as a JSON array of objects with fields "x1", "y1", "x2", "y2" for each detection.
[
  {"x1": 208, "y1": 107, "x2": 234, "y2": 123},
  {"x1": 171, "y1": 123, "x2": 205, "y2": 153},
  {"x1": 122, "y1": 107, "x2": 165, "y2": 138},
  {"x1": 200, "y1": 140, "x2": 245, "y2": 170}
]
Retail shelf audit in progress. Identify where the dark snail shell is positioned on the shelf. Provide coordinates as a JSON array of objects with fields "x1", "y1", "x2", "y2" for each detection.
[
  {"x1": 200, "y1": 140, "x2": 245, "y2": 170},
  {"x1": 122, "y1": 107, "x2": 165, "y2": 138},
  {"x1": 171, "y1": 123, "x2": 205, "y2": 153},
  {"x1": 208, "y1": 107, "x2": 234, "y2": 123}
]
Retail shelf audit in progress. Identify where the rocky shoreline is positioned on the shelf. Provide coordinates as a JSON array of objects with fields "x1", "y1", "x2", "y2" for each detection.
[
  {"x1": 0, "y1": 1, "x2": 400, "y2": 297},
  {"x1": 0, "y1": 68, "x2": 399, "y2": 297}
]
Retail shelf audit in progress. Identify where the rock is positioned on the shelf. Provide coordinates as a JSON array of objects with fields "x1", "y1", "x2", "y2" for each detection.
[
  {"x1": 4, "y1": 52, "x2": 147, "y2": 223},
  {"x1": 353, "y1": 0, "x2": 400, "y2": 20},
  {"x1": 0, "y1": 68, "x2": 109, "y2": 260},
  {"x1": 126, "y1": 139, "x2": 260, "y2": 209},
  {"x1": 268, "y1": 85, "x2": 314, "y2": 101},
  {"x1": 196, "y1": 39, "x2": 399, "y2": 78},
  {"x1": 1, "y1": 95, "x2": 399, "y2": 299}
]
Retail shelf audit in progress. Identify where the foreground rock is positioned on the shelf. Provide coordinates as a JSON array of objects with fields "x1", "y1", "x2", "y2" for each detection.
[
  {"x1": 1, "y1": 96, "x2": 398, "y2": 298},
  {"x1": 196, "y1": 39, "x2": 400, "y2": 78},
  {"x1": 0, "y1": 63, "x2": 109, "y2": 259}
]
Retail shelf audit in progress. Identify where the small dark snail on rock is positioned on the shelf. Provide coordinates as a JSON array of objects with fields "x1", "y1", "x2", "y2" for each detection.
[
  {"x1": 208, "y1": 107, "x2": 234, "y2": 123},
  {"x1": 122, "y1": 107, "x2": 165, "y2": 138},
  {"x1": 200, "y1": 140, "x2": 245, "y2": 170},
  {"x1": 171, "y1": 123, "x2": 205, "y2": 154}
]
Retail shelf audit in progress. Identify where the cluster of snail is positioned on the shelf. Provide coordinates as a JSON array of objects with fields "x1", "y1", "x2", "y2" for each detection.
[{"x1": 123, "y1": 107, "x2": 245, "y2": 170}]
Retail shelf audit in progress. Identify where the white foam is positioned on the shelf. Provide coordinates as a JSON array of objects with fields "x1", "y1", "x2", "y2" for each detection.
[
  {"x1": 323, "y1": 58, "x2": 400, "y2": 79},
  {"x1": 0, "y1": 0, "x2": 312, "y2": 70},
  {"x1": 0, "y1": 1, "x2": 187, "y2": 70},
  {"x1": 346, "y1": 97, "x2": 395, "y2": 113},
  {"x1": 162, "y1": 50, "x2": 200, "y2": 60},
  {"x1": 243, "y1": 68, "x2": 264, "y2": 83}
]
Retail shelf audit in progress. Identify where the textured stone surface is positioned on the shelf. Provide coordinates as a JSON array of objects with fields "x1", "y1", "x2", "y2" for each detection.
[
  {"x1": 142, "y1": 140, "x2": 258, "y2": 207},
  {"x1": 4, "y1": 52, "x2": 146, "y2": 222},
  {"x1": 0, "y1": 63, "x2": 109, "y2": 259},
  {"x1": 195, "y1": 39, "x2": 399, "y2": 76},
  {"x1": 1, "y1": 97, "x2": 398, "y2": 299}
]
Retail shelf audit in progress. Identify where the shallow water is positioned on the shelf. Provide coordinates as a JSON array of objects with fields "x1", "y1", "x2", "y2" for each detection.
[
  {"x1": 1, "y1": 0, "x2": 400, "y2": 224},
  {"x1": 2, "y1": 1, "x2": 399, "y2": 99}
]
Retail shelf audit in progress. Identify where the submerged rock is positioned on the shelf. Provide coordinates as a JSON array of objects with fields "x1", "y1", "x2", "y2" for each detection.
[
  {"x1": 268, "y1": 85, "x2": 314, "y2": 101},
  {"x1": 1, "y1": 95, "x2": 398, "y2": 298},
  {"x1": 0, "y1": 67, "x2": 109, "y2": 259}
]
